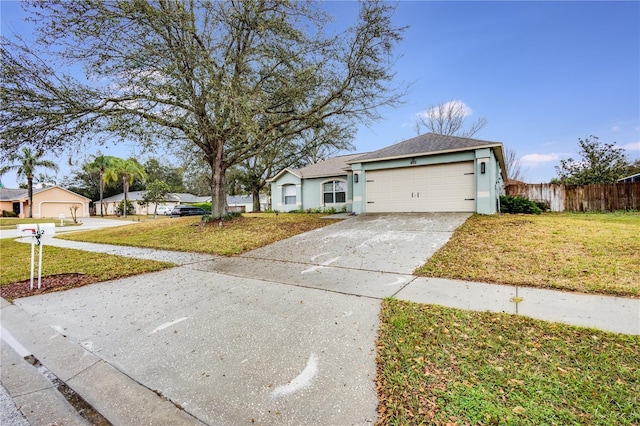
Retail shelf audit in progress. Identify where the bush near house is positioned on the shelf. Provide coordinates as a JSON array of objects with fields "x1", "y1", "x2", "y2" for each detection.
[
  {"x1": 117, "y1": 200, "x2": 134, "y2": 216},
  {"x1": 191, "y1": 202, "x2": 212, "y2": 212},
  {"x1": 499, "y1": 195, "x2": 542, "y2": 214}
]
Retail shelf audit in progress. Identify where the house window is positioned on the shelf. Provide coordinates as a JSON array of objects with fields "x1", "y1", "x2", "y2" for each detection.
[
  {"x1": 323, "y1": 180, "x2": 346, "y2": 204},
  {"x1": 283, "y1": 185, "x2": 296, "y2": 205}
]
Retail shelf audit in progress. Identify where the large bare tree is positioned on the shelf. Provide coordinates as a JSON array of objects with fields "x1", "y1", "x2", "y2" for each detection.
[
  {"x1": 415, "y1": 99, "x2": 487, "y2": 138},
  {"x1": 1, "y1": 0, "x2": 406, "y2": 217},
  {"x1": 504, "y1": 147, "x2": 525, "y2": 182}
]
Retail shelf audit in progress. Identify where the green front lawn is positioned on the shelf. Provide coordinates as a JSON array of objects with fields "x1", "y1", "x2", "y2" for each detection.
[
  {"x1": 0, "y1": 239, "x2": 174, "y2": 288},
  {"x1": 377, "y1": 299, "x2": 640, "y2": 425},
  {"x1": 415, "y1": 212, "x2": 640, "y2": 297},
  {"x1": 57, "y1": 213, "x2": 339, "y2": 256}
]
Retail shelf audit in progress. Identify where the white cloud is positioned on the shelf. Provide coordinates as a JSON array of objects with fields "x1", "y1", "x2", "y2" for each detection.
[
  {"x1": 520, "y1": 153, "x2": 564, "y2": 167},
  {"x1": 621, "y1": 141, "x2": 640, "y2": 151},
  {"x1": 416, "y1": 99, "x2": 473, "y2": 120},
  {"x1": 611, "y1": 125, "x2": 621, "y2": 132}
]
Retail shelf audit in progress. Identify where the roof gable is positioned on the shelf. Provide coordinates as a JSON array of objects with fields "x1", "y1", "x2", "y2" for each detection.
[
  {"x1": 293, "y1": 153, "x2": 363, "y2": 179},
  {"x1": 267, "y1": 168, "x2": 301, "y2": 183},
  {"x1": 0, "y1": 186, "x2": 90, "y2": 201},
  {"x1": 348, "y1": 133, "x2": 503, "y2": 163}
]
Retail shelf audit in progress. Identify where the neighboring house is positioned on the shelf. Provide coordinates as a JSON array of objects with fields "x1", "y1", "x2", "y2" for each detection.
[
  {"x1": 226, "y1": 194, "x2": 270, "y2": 213},
  {"x1": 100, "y1": 191, "x2": 268, "y2": 214},
  {"x1": 618, "y1": 173, "x2": 640, "y2": 183},
  {"x1": 269, "y1": 133, "x2": 507, "y2": 215},
  {"x1": 179, "y1": 194, "x2": 269, "y2": 213},
  {"x1": 0, "y1": 186, "x2": 90, "y2": 218},
  {"x1": 101, "y1": 191, "x2": 202, "y2": 215}
]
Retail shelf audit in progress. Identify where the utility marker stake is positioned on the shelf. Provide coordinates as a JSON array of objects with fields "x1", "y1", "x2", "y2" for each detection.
[
  {"x1": 29, "y1": 231, "x2": 36, "y2": 290},
  {"x1": 17, "y1": 223, "x2": 56, "y2": 291}
]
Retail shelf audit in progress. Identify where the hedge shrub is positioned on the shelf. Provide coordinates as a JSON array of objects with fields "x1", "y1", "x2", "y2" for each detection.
[{"x1": 499, "y1": 195, "x2": 542, "y2": 214}]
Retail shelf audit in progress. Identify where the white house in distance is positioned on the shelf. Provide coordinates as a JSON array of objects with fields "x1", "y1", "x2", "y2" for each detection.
[
  {"x1": 100, "y1": 191, "x2": 205, "y2": 215},
  {"x1": 100, "y1": 191, "x2": 269, "y2": 215},
  {"x1": 269, "y1": 133, "x2": 507, "y2": 215}
]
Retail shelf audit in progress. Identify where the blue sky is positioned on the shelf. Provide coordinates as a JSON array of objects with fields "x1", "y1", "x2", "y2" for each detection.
[{"x1": 1, "y1": 0, "x2": 639, "y2": 187}]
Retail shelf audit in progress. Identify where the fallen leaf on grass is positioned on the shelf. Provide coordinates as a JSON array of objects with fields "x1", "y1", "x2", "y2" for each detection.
[{"x1": 512, "y1": 406, "x2": 526, "y2": 415}]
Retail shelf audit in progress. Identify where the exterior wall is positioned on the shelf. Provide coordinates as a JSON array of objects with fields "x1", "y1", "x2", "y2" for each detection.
[
  {"x1": 270, "y1": 172, "x2": 302, "y2": 212},
  {"x1": 300, "y1": 175, "x2": 350, "y2": 211},
  {"x1": 352, "y1": 149, "x2": 503, "y2": 215},
  {"x1": 474, "y1": 148, "x2": 502, "y2": 214},
  {"x1": 103, "y1": 199, "x2": 178, "y2": 216},
  {"x1": 351, "y1": 151, "x2": 476, "y2": 214},
  {"x1": 32, "y1": 188, "x2": 90, "y2": 218},
  {"x1": 271, "y1": 172, "x2": 352, "y2": 212},
  {"x1": 0, "y1": 201, "x2": 14, "y2": 216}
]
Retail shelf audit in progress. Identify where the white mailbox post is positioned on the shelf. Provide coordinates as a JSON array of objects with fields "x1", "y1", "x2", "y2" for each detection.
[
  {"x1": 17, "y1": 223, "x2": 56, "y2": 290},
  {"x1": 59, "y1": 214, "x2": 65, "y2": 226}
]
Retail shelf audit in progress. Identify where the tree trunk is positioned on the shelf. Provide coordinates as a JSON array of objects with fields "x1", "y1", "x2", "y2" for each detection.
[
  {"x1": 99, "y1": 171, "x2": 104, "y2": 217},
  {"x1": 210, "y1": 151, "x2": 227, "y2": 218},
  {"x1": 123, "y1": 176, "x2": 128, "y2": 218},
  {"x1": 27, "y1": 176, "x2": 33, "y2": 218},
  {"x1": 251, "y1": 184, "x2": 261, "y2": 213}
]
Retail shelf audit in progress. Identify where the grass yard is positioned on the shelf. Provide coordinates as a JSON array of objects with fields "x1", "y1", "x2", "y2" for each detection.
[
  {"x1": 0, "y1": 217, "x2": 79, "y2": 230},
  {"x1": 57, "y1": 213, "x2": 339, "y2": 256},
  {"x1": 0, "y1": 238, "x2": 174, "y2": 290},
  {"x1": 377, "y1": 299, "x2": 640, "y2": 425},
  {"x1": 415, "y1": 212, "x2": 640, "y2": 298}
]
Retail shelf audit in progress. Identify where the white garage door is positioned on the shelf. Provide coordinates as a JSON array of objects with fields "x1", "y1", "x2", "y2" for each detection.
[
  {"x1": 365, "y1": 161, "x2": 475, "y2": 212},
  {"x1": 39, "y1": 202, "x2": 86, "y2": 218}
]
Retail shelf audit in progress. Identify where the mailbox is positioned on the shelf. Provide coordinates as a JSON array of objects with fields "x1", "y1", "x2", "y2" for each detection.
[
  {"x1": 18, "y1": 223, "x2": 56, "y2": 238},
  {"x1": 16, "y1": 223, "x2": 56, "y2": 291}
]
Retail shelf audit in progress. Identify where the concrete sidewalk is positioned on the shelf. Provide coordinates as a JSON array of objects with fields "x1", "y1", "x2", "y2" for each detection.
[{"x1": 2, "y1": 214, "x2": 639, "y2": 425}]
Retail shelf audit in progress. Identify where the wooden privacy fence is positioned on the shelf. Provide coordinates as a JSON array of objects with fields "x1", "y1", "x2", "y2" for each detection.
[{"x1": 505, "y1": 182, "x2": 640, "y2": 212}]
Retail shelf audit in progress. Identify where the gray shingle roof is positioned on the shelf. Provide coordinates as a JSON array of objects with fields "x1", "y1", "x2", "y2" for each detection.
[
  {"x1": 348, "y1": 133, "x2": 502, "y2": 163},
  {"x1": 0, "y1": 188, "x2": 27, "y2": 201},
  {"x1": 292, "y1": 153, "x2": 364, "y2": 178}
]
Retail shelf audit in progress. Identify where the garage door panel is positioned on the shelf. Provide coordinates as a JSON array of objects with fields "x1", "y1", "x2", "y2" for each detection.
[
  {"x1": 366, "y1": 162, "x2": 475, "y2": 213},
  {"x1": 40, "y1": 202, "x2": 85, "y2": 218}
]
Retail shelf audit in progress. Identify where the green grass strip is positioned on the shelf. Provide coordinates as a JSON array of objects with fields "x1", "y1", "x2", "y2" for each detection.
[{"x1": 377, "y1": 299, "x2": 640, "y2": 425}]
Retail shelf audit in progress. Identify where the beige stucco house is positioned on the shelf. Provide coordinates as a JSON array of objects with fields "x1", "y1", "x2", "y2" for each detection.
[{"x1": 0, "y1": 186, "x2": 91, "y2": 218}]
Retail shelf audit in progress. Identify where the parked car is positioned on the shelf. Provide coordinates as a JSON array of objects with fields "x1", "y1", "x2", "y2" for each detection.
[
  {"x1": 156, "y1": 206, "x2": 172, "y2": 216},
  {"x1": 170, "y1": 205, "x2": 206, "y2": 217}
]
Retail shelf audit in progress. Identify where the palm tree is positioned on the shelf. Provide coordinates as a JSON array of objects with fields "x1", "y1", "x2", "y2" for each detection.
[
  {"x1": 0, "y1": 148, "x2": 59, "y2": 218},
  {"x1": 111, "y1": 158, "x2": 147, "y2": 218},
  {"x1": 87, "y1": 154, "x2": 117, "y2": 217}
]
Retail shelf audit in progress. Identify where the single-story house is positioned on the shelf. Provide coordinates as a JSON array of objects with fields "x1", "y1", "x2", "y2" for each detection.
[
  {"x1": 0, "y1": 186, "x2": 91, "y2": 218},
  {"x1": 226, "y1": 194, "x2": 270, "y2": 213},
  {"x1": 101, "y1": 191, "x2": 204, "y2": 215},
  {"x1": 100, "y1": 192, "x2": 269, "y2": 214},
  {"x1": 269, "y1": 133, "x2": 507, "y2": 214}
]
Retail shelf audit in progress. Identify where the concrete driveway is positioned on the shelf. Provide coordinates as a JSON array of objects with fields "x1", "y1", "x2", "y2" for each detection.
[
  {"x1": 3, "y1": 213, "x2": 469, "y2": 425},
  {"x1": 194, "y1": 213, "x2": 470, "y2": 298}
]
